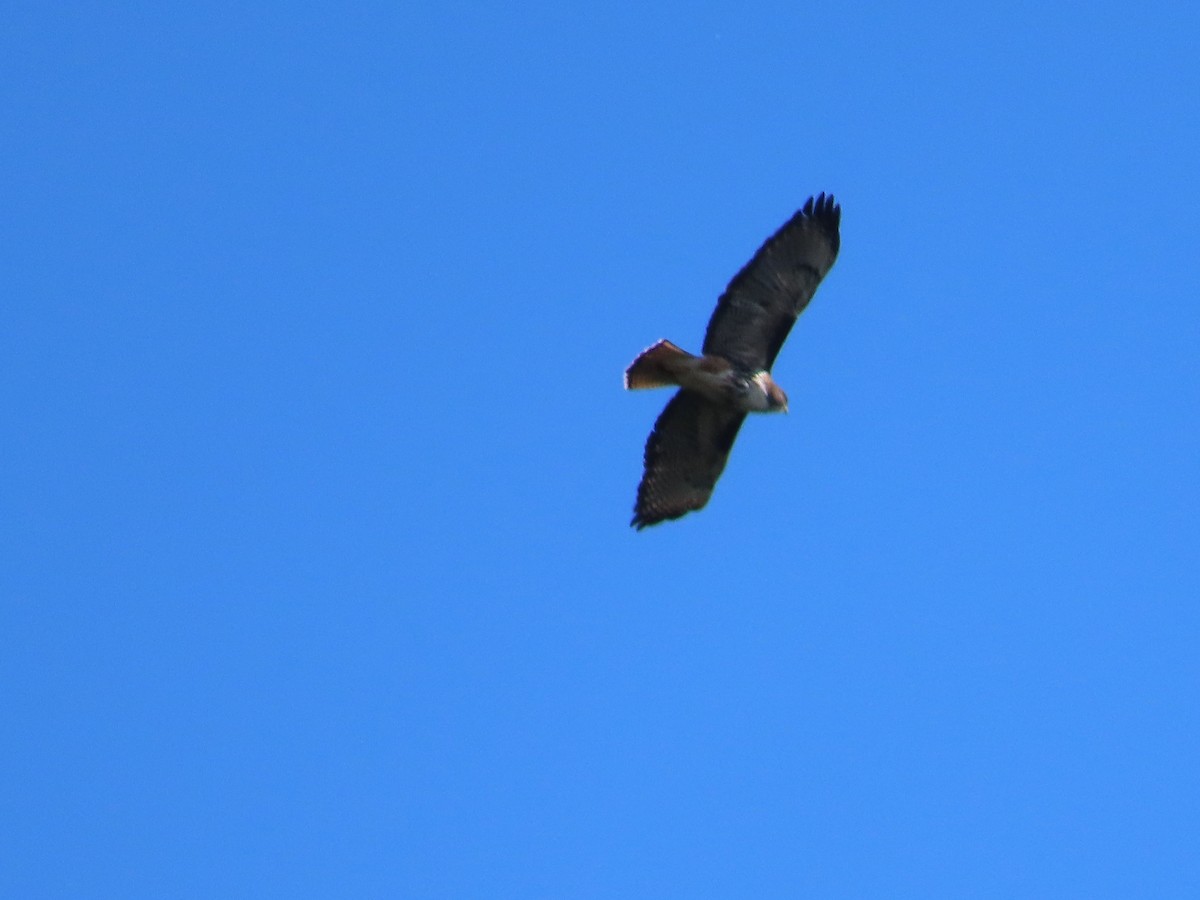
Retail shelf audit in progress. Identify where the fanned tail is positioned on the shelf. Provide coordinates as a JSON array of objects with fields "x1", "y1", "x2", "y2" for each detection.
[{"x1": 624, "y1": 340, "x2": 693, "y2": 390}]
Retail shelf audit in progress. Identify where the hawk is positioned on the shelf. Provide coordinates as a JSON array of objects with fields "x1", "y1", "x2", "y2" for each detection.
[{"x1": 625, "y1": 193, "x2": 841, "y2": 529}]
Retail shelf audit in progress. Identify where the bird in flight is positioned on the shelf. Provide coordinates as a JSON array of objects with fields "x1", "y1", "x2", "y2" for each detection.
[{"x1": 625, "y1": 193, "x2": 841, "y2": 529}]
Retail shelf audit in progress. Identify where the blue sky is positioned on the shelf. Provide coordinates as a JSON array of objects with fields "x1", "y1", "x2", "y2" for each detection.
[{"x1": 4, "y1": 2, "x2": 1199, "y2": 896}]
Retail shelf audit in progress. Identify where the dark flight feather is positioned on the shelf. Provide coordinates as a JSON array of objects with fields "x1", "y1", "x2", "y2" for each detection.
[
  {"x1": 701, "y1": 193, "x2": 840, "y2": 373},
  {"x1": 632, "y1": 391, "x2": 747, "y2": 529}
]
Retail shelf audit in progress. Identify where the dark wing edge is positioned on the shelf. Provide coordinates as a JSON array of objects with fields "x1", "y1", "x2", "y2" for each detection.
[
  {"x1": 631, "y1": 390, "x2": 748, "y2": 529},
  {"x1": 701, "y1": 192, "x2": 841, "y2": 373}
]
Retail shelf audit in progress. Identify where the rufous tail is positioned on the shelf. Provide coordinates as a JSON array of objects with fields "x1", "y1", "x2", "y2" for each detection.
[{"x1": 624, "y1": 340, "x2": 693, "y2": 389}]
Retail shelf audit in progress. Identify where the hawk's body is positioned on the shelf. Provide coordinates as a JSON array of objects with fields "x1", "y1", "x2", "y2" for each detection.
[{"x1": 625, "y1": 193, "x2": 841, "y2": 529}]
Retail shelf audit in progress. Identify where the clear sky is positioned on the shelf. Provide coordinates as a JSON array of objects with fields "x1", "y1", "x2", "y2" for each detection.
[{"x1": 4, "y1": 2, "x2": 1199, "y2": 897}]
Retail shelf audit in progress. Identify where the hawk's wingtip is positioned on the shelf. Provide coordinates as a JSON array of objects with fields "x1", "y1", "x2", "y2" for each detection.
[
  {"x1": 631, "y1": 510, "x2": 656, "y2": 530},
  {"x1": 802, "y1": 191, "x2": 841, "y2": 227}
]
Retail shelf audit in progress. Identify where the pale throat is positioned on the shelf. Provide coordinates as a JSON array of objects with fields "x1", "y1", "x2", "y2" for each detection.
[{"x1": 746, "y1": 370, "x2": 784, "y2": 411}]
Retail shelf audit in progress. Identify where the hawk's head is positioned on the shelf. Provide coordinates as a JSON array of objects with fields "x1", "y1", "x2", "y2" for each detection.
[{"x1": 749, "y1": 371, "x2": 789, "y2": 414}]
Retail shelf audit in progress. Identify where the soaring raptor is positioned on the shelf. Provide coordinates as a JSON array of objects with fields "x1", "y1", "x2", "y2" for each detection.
[{"x1": 625, "y1": 193, "x2": 841, "y2": 529}]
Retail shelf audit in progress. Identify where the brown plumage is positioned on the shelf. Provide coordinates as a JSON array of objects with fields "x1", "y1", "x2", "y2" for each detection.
[{"x1": 626, "y1": 193, "x2": 841, "y2": 529}]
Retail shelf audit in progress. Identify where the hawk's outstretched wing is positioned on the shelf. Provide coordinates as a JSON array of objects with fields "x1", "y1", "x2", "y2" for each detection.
[
  {"x1": 701, "y1": 193, "x2": 841, "y2": 373},
  {"x1": 632, "y1": 390, "x2": 747, "y2": 530}
]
